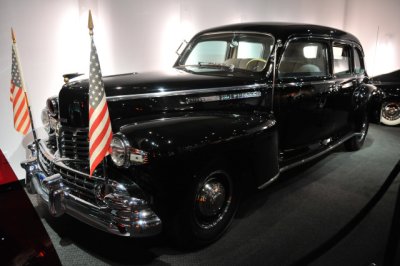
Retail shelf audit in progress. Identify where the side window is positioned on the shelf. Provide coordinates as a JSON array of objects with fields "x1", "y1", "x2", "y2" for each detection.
[
  {"x1": 333, "y1": 44, "x2": 351, "y2": 77},
  {"x1": 278, "y1": 40, "x2": 328, "y2": 78},
  {"x1": 353, "y1": 48, "x2": 365, "y2": 75}
]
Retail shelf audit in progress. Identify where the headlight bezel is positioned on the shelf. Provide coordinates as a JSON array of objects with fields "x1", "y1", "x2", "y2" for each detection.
[
  {"x1": 46, "y1": 96, "x2": 59, "y2": 117},
  {"x1": 41, "y1": 107, "x2": 52, "y2": 133},
  {"x1": 110, "y1": 133, "x2": 130, "y2": 168},
  {"x1": 110, "y1": 133, "x2": 149, "y2": 168},
  {"x1": 42, "y1": 96, "x2": 59, "y2": 135}
]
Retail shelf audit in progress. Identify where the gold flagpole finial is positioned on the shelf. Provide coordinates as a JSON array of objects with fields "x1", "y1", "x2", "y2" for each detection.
[
  {"x1": 88, "y1": 10, "x2": 94, "y2": 35},
  {"x1": 11, "y1": 28, "x2": 16, "y2": 44}
]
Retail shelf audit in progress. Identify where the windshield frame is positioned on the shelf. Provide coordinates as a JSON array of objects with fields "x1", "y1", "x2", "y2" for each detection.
[{"x1": 175, "y1": 31, "x2": 276, "y2": 74}]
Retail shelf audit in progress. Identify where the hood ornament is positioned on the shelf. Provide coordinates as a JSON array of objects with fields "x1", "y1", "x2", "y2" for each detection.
[{"x1": 63, "y1": 73, "x2": 84, "y2": 84}]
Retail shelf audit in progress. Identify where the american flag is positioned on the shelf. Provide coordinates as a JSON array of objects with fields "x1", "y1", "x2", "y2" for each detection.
[
  {"x1": 10, "y1": 45, "x2": 31, "y2": 135},
  {"x1": 88, "y1": 37, "x2": 112, "y2": 176}
]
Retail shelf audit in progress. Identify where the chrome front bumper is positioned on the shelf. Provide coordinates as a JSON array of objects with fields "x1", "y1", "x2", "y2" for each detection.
[{"x1": 21, "y1": 140, "x2": 162, "y2": 237}]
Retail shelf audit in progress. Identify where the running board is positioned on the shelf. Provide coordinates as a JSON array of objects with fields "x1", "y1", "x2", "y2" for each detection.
[{"x1": 257, "y1": 132, "x2": 361, "y2": 190}]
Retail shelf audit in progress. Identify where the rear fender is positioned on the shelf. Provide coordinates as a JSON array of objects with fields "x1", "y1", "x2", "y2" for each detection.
[{"x1": 353, "y1": 84, "x2": 378, "y2": 110}]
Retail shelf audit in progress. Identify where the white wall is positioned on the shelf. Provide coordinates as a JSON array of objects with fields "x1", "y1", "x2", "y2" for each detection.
[
  {"x1": 0, "y1": 0, "x2": 399, "y2": 179},
  {"x1": 344, "y1": 0, "x2": 400, "y2": 76}
]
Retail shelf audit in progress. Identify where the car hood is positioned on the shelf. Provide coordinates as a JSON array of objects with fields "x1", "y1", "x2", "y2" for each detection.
[
  {"x1": 58, "y1": 68, "x2": 266, "y2": 128},
  {"x1": 65, "y1": 68, "x2": 263, "y2": 96}
]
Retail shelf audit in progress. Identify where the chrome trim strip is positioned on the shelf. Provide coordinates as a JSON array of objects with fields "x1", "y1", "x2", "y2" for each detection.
[
  {"x1": 341, "y1": 82, "x2": 353, "y2": 89},
  {"x1": 277, "y1": 80, "x2": 335, "y2": 87},
  {"x1": 257, "y1": 172, "x2": 280, "y2": 190},
  {"x1": 185, "y1": 91, "x2": 262, "y2": 104},
  {"x1": 279, "y1": 132, "x2": 361, "y2": 173},
  {"x1": 106, "y1": 84, "x2": 267, "y2": 102}
]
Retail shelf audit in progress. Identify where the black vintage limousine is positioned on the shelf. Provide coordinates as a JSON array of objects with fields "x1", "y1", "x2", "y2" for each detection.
[{"x1": 22, "y1": 23, "x2": 375, "y2": 247}]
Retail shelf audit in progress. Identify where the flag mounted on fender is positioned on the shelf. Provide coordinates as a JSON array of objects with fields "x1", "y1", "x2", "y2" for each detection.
[
  {"x1": 87, "y1": 11, "x2": 113, "y2": 176},
  {"x1": 10, "y1": 29, "x2": 31, "y2": 136}
]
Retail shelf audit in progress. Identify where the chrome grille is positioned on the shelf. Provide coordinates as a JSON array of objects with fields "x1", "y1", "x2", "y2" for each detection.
[
  {"x1": 53, "y1": 164, "x2": 97, "y2": 204},
  {"x1": 39, "y1": 139, "x2": 103, "y2": 205},
  {"x1": 58, "y1": 127, "x2": 89, "y2": 160}
]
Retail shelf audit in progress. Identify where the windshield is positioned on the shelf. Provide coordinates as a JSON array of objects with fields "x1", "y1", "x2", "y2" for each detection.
[{"x1": 177, "y1": 32, "x2": 274, "y2": 73}]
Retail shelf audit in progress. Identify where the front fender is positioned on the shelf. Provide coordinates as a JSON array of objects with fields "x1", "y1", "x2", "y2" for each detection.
[
  {"x1": 119, "y1": 112, "x2": 279, "y2": 188},
  {"x1": 119, "y1": 112, "x2": 274, "y2": 157}
]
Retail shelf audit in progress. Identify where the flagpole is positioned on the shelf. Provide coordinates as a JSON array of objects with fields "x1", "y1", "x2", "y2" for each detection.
[
  {"x1": 11, "y1": 28, "x2": 39, "y2": 149},
  {"x1": 88, "y1": 10, "x2": 109, "y2": 183}
]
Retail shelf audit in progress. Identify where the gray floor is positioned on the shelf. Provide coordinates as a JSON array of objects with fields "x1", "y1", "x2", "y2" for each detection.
[{"x1": 28, "y1": 124, "x2": 400, "y2": 265}]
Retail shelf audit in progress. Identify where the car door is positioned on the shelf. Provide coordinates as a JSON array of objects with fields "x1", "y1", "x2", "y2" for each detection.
[
  {"x1": 276, "y1": 38, "x2": 333, "y2": 150},
  {"x1": 329, "y1": 42, "x2": 359, "y2": 133}
]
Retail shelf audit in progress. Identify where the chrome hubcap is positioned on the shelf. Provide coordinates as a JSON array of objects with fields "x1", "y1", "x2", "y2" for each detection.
[
  {"x1": 197, "y1": 181, "x2": 226, "y2": 217},
  {"x1": 382, "y1": 103, "x2": 400, "y2": 121},
  {"x1": 194, "y1": 171, "x2": 232, "y2": 229}
]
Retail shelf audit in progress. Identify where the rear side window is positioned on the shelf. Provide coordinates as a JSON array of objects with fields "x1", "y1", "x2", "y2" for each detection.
[
  {"x1": 353, "y1": 48, "x2": 364, "y2": 75},
  {"x1": 279, "y1": 40, "x2": 328, "y2": 78},
  {"x1": 333, "y1": 44, "x2": 351, "y2": 77}
]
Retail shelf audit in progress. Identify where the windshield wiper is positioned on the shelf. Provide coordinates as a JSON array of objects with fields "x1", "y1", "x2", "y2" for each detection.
[
  {"x1": 177, "y1": 62, "x2": 236, "y2": 71},
  {"x1": 179, "y1": 63, "x2": 257, "y2": 74},
  {"x1": 198, "y1": 62, "x2": 234, "y2": 70}
]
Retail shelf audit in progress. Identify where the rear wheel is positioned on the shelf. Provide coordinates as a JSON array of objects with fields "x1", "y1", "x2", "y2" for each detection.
[
  {"x1": 344, "y1": 113, "x2": 369, "y2": 151},
  {"x1": 380, "y1": 102, "x2": 400, "y2": 126},
  {"x1": 171, "y1": 163, "x2": 239, "y2": 248}
]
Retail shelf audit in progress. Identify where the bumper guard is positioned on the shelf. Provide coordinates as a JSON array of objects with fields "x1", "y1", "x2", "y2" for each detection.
[{"x1": 21, "y1": 141, "x2": 162, "y2": 237}]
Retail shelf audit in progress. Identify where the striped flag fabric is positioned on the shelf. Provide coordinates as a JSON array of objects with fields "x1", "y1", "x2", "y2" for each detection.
[
  {"x1": 88, "y1": 37, "x2": 112, "y2": 176},
  {"x1": 10, "y1": 46, "x2": 31, "y2": 135}
]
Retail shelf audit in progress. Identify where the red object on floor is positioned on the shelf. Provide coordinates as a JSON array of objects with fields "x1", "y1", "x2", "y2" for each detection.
[
  {"x1": 0, "y1": 149, "x2": 62, "y2": 265},
  {"x1": 0, "y1": 149, "x2": 18, "y2": 185}
]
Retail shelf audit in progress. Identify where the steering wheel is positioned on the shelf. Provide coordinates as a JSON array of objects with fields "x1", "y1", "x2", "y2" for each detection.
[{"x1": 245, "y1": 58, "x2": 267, "y2": 71}]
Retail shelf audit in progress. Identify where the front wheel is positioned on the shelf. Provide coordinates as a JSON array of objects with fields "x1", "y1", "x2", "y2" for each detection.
[
  {"x1": 380, "y1": 102, "x2": 400, "y2": 126},
  {"x1": 171, "y1": 163, "x2": 239, "y2": 248},
  {"x1": 344, "y1": 113, "x2": 369, "y2": 151}
]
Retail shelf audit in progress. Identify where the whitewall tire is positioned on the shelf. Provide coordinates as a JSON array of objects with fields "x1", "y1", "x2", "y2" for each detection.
[{"x1": 380, "y1": 102, "x2": 400, "y2": 126}]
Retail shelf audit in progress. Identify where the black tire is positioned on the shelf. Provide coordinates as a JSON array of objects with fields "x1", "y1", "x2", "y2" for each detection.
[
  {"x1": 380, "y1": 102, "x2": 400, "y2": 126},
  {"x1": 171, "y1": 161, "x2": 239, "y2": 248},
  {"x1": 344, "y1": 113, "x2": 369, "y2": 151}
]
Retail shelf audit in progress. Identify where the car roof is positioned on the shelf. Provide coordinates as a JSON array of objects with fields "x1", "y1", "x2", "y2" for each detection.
[{"x1": 195, "y1": 22, "x2": 361, "y2": 46}]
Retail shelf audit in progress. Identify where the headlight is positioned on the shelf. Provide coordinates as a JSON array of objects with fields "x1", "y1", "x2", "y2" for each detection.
[
  {"x1": 41, "y1": 108, "x2": 51, "y2": 133},
  {"x1": 110, "y1": 133, "x2": 149, "y2": 167},
  {"x1": 110, "y1": 135, "x2": 128, "y2": 167},
  {"x1": 46, "y1": 96, "x2": 59, "y2": 117}
]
